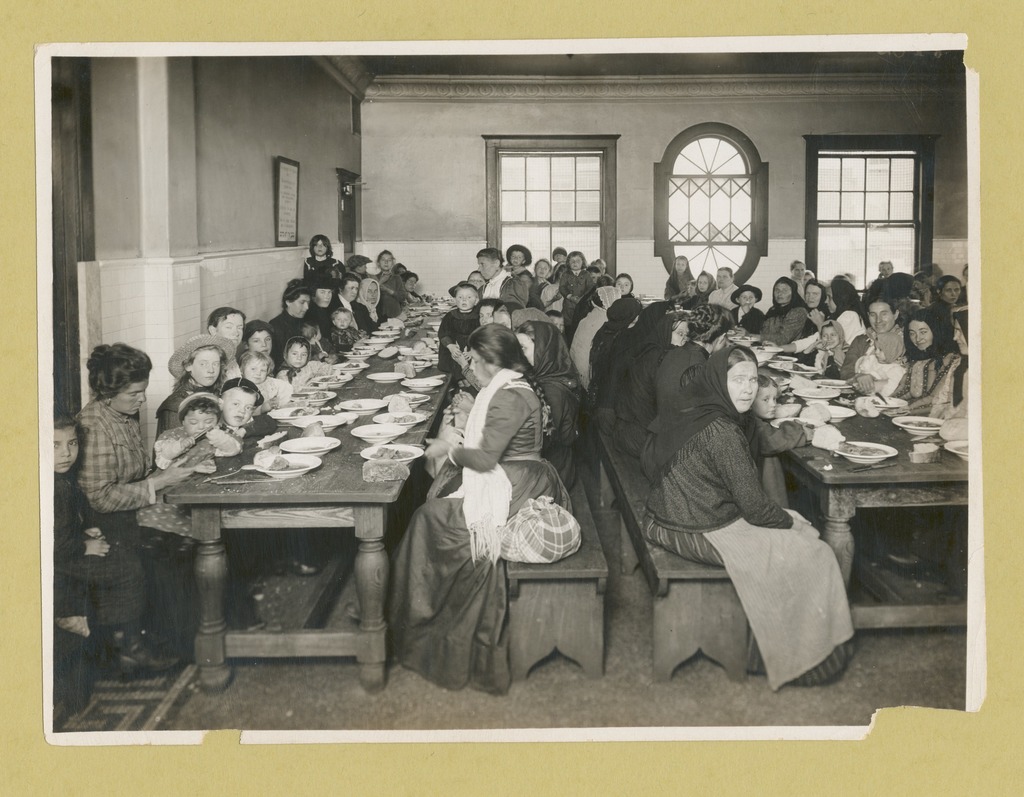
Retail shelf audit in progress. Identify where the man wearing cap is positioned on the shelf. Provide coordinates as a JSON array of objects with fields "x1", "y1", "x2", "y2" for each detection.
[
  {"x1": 731, "y1": 284, "x2": 765, "y2": 334},
  {"x1": 708, "y1": 267, "x2": 739, "y2": 311},
  {"x1": 477, "y1": 247, "x2": 528, "y2": 311},
  {"x1": 219, "y1": 377, "x2": 277, "y2": 439}
]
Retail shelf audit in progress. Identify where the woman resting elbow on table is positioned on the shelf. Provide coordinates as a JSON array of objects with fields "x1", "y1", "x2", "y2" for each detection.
[
  {"x1": 641, "y1": 345, "x2": 854, "y2": 690},
  {"x1": 890, "y1": 309, "x2": 961, "y2": 416},
  {"x1": 389, "y1": 324, "x2": 572, "y2": 694}
]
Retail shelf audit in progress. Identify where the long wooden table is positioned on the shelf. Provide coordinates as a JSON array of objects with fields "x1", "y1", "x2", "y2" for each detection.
[
  {"x1": 779, "y1": 411, "x2": 969, "y2": 629},
  {"x1": 164, "y1": 341, "x2": 448, "y2": 692}
]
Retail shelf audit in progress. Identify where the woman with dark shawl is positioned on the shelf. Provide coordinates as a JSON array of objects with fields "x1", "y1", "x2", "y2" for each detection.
[
  {"x1": 760, "y1": 277, "x2": 811, "y2": 346},
  {"x1": 589, "y1": 296, "x2": 643, "y2": 415},
  {"x1": 643, "y1": 345, "x2": 854, "y2": 689}
]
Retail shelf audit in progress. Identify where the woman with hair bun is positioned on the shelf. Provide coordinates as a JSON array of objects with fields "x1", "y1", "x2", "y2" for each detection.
[
  {"x1": 389, "y1": 325, "x2": 571, "y2": 694},
  {"x1": 268, "y1": 279, "x2": 312, "y2": 368}
]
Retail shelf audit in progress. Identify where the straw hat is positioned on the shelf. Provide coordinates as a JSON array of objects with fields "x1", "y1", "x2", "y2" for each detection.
[{"x1": 168, "y1": 334, "x2": 236, "y2": 379}]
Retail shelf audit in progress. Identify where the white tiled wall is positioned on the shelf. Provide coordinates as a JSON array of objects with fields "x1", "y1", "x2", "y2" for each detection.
[{"x1": 357, "y1": 240, "x2": 487, "y2": 298}]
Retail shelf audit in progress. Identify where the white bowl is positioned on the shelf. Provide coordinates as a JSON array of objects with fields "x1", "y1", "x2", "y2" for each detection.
[
  {"x1": 815, "y1": 378, "x2": 853, "y2": 391},
  {"x1": 373, "y1": 411, "x2": 428, "y2": 428},
  {"x1": 337, "y1": 398, "x2": 390, "y2": 416},
  {"x1": 792, "y1": 386, "x2": 841, "y2": 401},
  {"x1": 335, "y1": 361, "x2": 371, "y2": 371},
  {"x1": 251, "y1": 453, "x2": 322, "y2": 479},
  {"x1": 306, "y1": 374, "x2": 353, "y2": 390},
  {"x1": 269, "y1": 407, "x2": 319, "y2": 421},
  {"x1": 360, "y1": 444, "x2": 425, "y2": 464},
  {"x1": 351, "y1": 423, "x2": 406, "y2": 444},
  {"x1": 944, "y1": 441, "x2": 968, "y2": 462},
  {"x1": 826, "y1": 405, "x2": 857, "y2": 422},
  {"x1": 401, "y1": 376, "x2": 445, "y2": 393},
  {"x1": 892, "y1": 416, "x2": 945, "y2": 438},
  {"x1": 366, "y1": 372, "x2": 406, "y2": 383},
  {"x1": 279, "y1": 436, "x2": 342, "y2": 455},
  {"x1": 372, "y1": 330, "x2": 399, "y2": 339},
  {"x1": 834, "y1": 441, "x2": 899, "y2": 464},
  {"x1": 286, "y1": 412, "x2": 358, "y2": 430},
  {"x1": 392, "y1": 391, "x2": 431, "y2": 406},
  {"x1": 289, "y1": 390, "x2": 336, "y2": 406}
]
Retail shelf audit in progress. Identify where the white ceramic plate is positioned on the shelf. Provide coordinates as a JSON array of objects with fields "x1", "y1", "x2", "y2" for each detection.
[
  {"x1": 337, "y1": 398, "x2": 390, "y2": 415},
  {"x1": 306, "y1": 375, "x2": 352, "y2": 390},
  {"x1": 771, "y1": 416, "x2": 824, "y2": 430},
  {"x1": 792, "y1": 386, "x2": 841, "y2": 400},
  {"x1": 391, "y1": 391, "x2": 431, "y2": 406},
  {"x1": 834, "y1": 441, "x2": 899, "y2": 464},
  {"x1": 335, "y1": 361, "x2": 371, "y2": 371},
  {"x1": 286, "y1": 413, "x2": 357, "y2": 430},
  {"x1": 373, "y1": 411, "x2": 428, "y2": 428},
  {"x1": 944, "y1": 440, "x2": 968, "y2": 462},
  {"x1": 892, "y1": 416, "x2": 945, "y2": 438},
  {"x1": 269, "y1": 407, "x2": 319, "y2": 421},
  {"x1": 279, "y1": 436, "x2": 342, "y2": 455},
  {"x1": 251, "y1": 453, "x2": 322, "y2": 479},
  {"x1": 366, "y1": 372, "x2": 406, "y2": 383},
  {"x1": 826, "y1": 405, "x2": 857, "y2": 422},
  {"x1": 289, "y1": 390, "x2": 336, "y2": 406},
  {"x1": 351, "y1": 423, "x2": 406, "y2": 443},
  {"x1": 815, "y1": 378, "x2": 852, "y2": 391},
  {"x1": 360, "y1": 444, "x2": 424, "y2": 464}
]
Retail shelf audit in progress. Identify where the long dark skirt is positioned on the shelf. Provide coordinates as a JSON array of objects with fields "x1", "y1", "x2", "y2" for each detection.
[{"x1": 389, "y1": 460, "x2": 570, "y2": 694}]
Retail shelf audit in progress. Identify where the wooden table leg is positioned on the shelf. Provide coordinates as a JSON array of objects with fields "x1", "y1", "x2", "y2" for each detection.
[
  {"x1": 191, "y1": 506, "x2": 231, "y2": 691},
  {"x1": 821, "y1": 487, "x2": 855, "y2": 587},
  {"x1": 354, "y1": 504, "x2": 388, "y2": 692}
]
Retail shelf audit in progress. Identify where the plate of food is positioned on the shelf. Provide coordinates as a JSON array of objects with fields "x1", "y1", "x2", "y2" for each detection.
[
  {"x1": 373, "y1": 411, "x2": 428, "y2": 428},
  {"x1": 834, "y1": 441, "x2": 899, "y2": 464},
  {"x1": 868, "y1": 395, "x2": 908, "y2": 410},
  {"x1": 943, "y1": 440, "x2": 968, "y2": 462},
  {"x1": 269, "y1": 406, "x2": 319, "y2": 420},
  {"x1": 401, "y1": 376, "x2": 445, "y2": 393},
  {"x1": 814, "y1": 378, "x2": 852, "y2": 391},
  {"x1": 279, "y1": 436, "x2": 342, "y2": 455},
  {"x1": 360, "y1": 444, "x2": 424, "y2": 464},
  {"x1": 337, "y1": 398, "x2": 390, "y2": 416},
  {"x1": 351, "y1": 423, "x2": 407, "y2": 444},
  {"x1": 335, "y1": 360, "x2": 371, "y2": 371},
  {"x1": 825, "y1": 405, "x2": 857, "y2": 422},
  {"x1": 289, "y1": 390, "x2": 336, "y2": 406},
  {"x1": 307, "y1": 374, "x2": 352, "y2": 390},
  {"x1": 286, "y1": 412, "x2": 357, "y2": 430},
  {"x1": 366, "y1": 371, "x2": 406, "y2": 383},
  {"x1": 792, "y1": 386, "x2": 842, "y2": 401},
  {"x1": 250, "y1": 451, "x2": 322, "y2": 479},
  {"x1": 391, "y1": 391, "x2": 431, "y2": 406},
  {"x1": 892, "y1": 416, "x2": 945, "y2": 438}
]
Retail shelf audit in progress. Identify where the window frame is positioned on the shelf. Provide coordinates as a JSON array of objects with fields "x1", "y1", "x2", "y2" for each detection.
[
  {"x1": 484, "y1": 135, "x2": 619, "y2": 272},
  {"x1": 804, "y1": 134, "x2": 937, "y2": 282},
  {"x1": 654, "y1": 122, "x2": 769, "y2": 282}
]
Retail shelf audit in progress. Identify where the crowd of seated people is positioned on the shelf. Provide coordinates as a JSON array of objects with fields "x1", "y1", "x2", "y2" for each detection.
[{"x1": 54, "y1": 240, "x2": 970, "y2": 713}]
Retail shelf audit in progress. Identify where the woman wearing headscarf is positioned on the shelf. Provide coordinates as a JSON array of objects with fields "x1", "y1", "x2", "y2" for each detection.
[
  {"x1": 589, "y1": 296, "x2": 643, "y2": 419},
  {"x1": 389, "y1": 325, "x2": 571, "y2": 694},
  {"x1": 516, "y1": 320, "x2": 583, "y2": 489},
  {"x1": 760, "y1": 277, "x2": 811, "y2": 346},
  {"x1": 826, "y1": 278, "x2": 868, "y2": 345},
  {"x1": 664, "y1": 255, "x2": 695, "y2": 301},
  {"x1": 570, "y1": 283, "x2": 619, "y2": 390},
  {"x1": 352, "y1": 277, "x2": 390, "y2": 334},
  {"x1": 612, "y1": 312, "x2": 686, "y2": 458},
  {"x1": 679, "y1": 271, "x2": 715, "y2": 310},
  {"x1": 643, "y1": 345, "x2": 854, "y2": 689},
  {"x1": 566, "y1": 274, "x2": 614, "y2": 344}
]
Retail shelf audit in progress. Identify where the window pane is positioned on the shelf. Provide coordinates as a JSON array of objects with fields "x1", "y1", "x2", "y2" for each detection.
[
  {"x1": 551, "y1": 157, "x2": 575, "y2": 190},
  {"x1": 576, "y1": 157, "x2": 601, "y2": 190},
  {"x1": 502, "y1": 191, "x2": 525, "y2": 222},
  {"x1": 526, "y1": 157, "x2": 550, "y2": 190},
  {"x1": 730, "y1": 191, "x2": 752, "y2": 235},
  {"x1": 865, "y1": 192, "x2": 889, "y2": 220},
  {"x1": 689, "y1": 188, "x2": 711, "y2": 231},
  {"x1": 668, "y1": 190, "x2": 689, "y2": 241},
  {"x1": 502, "y1": 226, "x2": 551, "y2": 263},
  {"x1": 818, "y1": 158, "x2": 841, "y2": 191},
  {"x1": 890, "y1": 192, "x2": 915, "y2": 220},
  {"x1": 576, "y1": 191, "x2": 601, "y2": 222},
  {"x1": 841, "y1": 192, "x2": 865, "y2": 220},
  {"x1": 675, "y1": 244, "x2": 746, "y2": 274},
  {"x1": 817, "y1": 226, "x2": 866, "y2": 285},
  {"x1": 709, "y1": 188, "x2": 732, "y2": 237},
  {"x1": 555, "y1": 227, "x2": 601, "y2": 261},
  {"x1": 866, "y1": 158, "x2": 890, "y2": 191},
  {"x1": 526, "y1": 191, "x2": 550, "y2": 222},
  {"x1": 818, "y1": 192, "x2": 840, "y2": 220},
  {"x1": 709, "y1": 140, "x2": 746, "y2": 175},
  {"x1": 502, "y1": 157, "x2": 525, "y2": 191},
  {"x1": 551, "y1": 191, "x2": 575, "y2": 221},
  {"x1": 676, "y1": 141, "x2": 706, "y2": 174},
  {"x1": 841, "y1": 158, "x2": 865, "y2": 191},
  {"x1": 890, "y1": 158, "x2": 915, "y2": 191},
  {"x1": 867, "y1": 225, "x2": 916, "y2": 276}
]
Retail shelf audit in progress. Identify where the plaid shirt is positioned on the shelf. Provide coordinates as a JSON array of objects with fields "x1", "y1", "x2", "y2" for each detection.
[{"x1": 77, "y1": 399, "x2": 155, "y2": 514}]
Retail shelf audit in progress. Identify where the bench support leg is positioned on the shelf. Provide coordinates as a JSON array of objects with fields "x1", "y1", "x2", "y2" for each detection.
[{"x1": 509, "y1": 581, "x2": 604, "y2": 680}]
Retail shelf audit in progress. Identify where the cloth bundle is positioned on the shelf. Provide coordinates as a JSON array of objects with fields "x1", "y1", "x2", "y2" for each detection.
[{"x1": 500, "y1": 495, "x2": 581, "y2": 564}]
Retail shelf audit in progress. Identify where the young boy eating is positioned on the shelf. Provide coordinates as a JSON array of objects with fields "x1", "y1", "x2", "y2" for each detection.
[{"x1": 752, "y1": 374, "x2": 808, "y2": 508}]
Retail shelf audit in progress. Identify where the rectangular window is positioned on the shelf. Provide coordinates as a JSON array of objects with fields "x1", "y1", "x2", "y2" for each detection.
[
  {"x1": 485, "y1": 136, "x2": 618, "y2": 270},
  {"x1": 805, "y1": 136, "x2": 936, "y2": 289}
]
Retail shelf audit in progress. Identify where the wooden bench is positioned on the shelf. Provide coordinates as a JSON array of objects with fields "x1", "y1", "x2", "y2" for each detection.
[
  {"x1": 507, "y1": 480, "x2": 608, "y2": 680},
  {"x1": 595, "y1": 430, "x2": 748, "y2": 682}
]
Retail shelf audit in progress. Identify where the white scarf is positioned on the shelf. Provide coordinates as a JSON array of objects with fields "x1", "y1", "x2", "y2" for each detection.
[{"x1": 452, "y1": 367, "x2": 521, "y2": 563}]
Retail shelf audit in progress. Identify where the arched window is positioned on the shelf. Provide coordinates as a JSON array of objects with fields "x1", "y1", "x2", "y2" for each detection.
[{"x1": 654, "y1": 123, "x2": 768, "y2": 284}]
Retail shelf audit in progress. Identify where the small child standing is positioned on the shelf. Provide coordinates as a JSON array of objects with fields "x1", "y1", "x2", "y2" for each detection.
[
  {"x1": 751, "y1": 374, "x2": 808, "y2": 508},
  {"x1": 438, "y1": 282, "x2": 480, "y2": 377},
  {"x1": 239, "y1": 350, "x2": 293, "y2": 411},
  {"x1": 277, "y1": 336, "x2": 333, "y2": 390},
  {"x1": 328, "y1": 307, "x2": 364, "y2": 354}
]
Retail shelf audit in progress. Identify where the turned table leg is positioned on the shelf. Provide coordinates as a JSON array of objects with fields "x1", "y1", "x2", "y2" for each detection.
[
  {"x1": 354, "y1": 505, "x2": 388, "y2": 693},
  {"x1": 820, "y1": 488, "x2": 856, "y2": 587},
  {"x1": 192, "y1": 506, "x2": 231, "y2": 691}
]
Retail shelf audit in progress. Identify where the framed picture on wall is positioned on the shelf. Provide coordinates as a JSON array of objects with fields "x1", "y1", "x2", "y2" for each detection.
[{"x1": 273, "y1": 155, "x2": 300, "y2": 246}]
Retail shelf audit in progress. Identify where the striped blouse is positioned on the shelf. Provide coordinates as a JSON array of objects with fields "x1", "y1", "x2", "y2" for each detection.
[{"x1": 77, "y1": 399, "x2": 155, "y2": 514}]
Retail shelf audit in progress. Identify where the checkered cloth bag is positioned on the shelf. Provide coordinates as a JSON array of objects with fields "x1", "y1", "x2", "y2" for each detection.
[{"x1": 500, "y1": 496, "x2": 581, "y2": 564}]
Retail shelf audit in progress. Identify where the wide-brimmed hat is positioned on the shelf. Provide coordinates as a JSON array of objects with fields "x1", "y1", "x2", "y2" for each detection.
[
  {"x1": 219, "y1": 377, "x2": 265, "y2": 408},
  {"x1": 505, "y1": 244, "x2": 533, "y2": 266},
  {"x1": 731, "y1": 284, "x2": 763, "y2": 304},
  {"x1": 448, "y1": 280, "x2": 481, "y2": 298},
  {"x1": 176, "y1": 390, "x2": 222, "y2": 419},
  {"x1": 168, "y1": 334, "x2": 236, "y2": 379}
]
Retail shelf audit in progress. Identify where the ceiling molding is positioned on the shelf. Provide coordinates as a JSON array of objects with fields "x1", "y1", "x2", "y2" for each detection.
[
  {"x1": 364, "y1": 74, "x2": 962, "y2": 103},
  {"x1": 314, "y1": 55, "x2": 375, "y2": 100}
]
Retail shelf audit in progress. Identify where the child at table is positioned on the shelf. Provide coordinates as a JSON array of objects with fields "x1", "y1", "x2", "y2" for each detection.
[
  {"x1": 240, "y1": 350, "x2": 293, "y2": 411},
  {"x1": 813, "y1": 321, "x2": 847, "y2": 379},
  {"x1": 751, "y1": 375, "x2": 809, "y2": 508},
  {"x1": 218, "y1": 377, "x2": 278, "y2": 440},
  {"x1": 438, "y1": 281, "x2": 480, "y2": 377},
  {"x1": 302, "y1": 322, "x2": 336, "y2": 365},
  {"x1": 277, "y1": 336, "x2": 333, "y2": 390},
  {"x1": 329, "y1": 307, "x2": 364, "y2": 354}
]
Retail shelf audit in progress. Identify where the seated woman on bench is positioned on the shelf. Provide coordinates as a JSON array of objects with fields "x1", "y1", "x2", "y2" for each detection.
[{"x1": 642, "y1": 345, "x2": 854, "y2": 689}]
